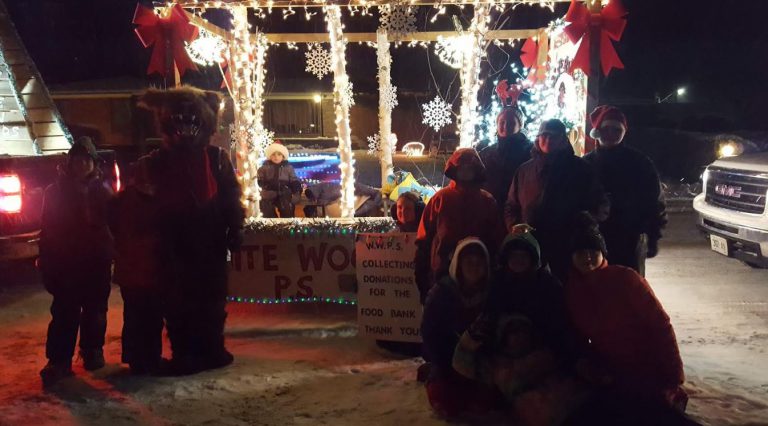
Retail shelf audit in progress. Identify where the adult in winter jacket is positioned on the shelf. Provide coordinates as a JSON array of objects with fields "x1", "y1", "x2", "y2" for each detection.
[
  {"x1": 504, "y1": 119, "x2": 608, "y2": 281},
  {"x1": 258, "y1": 142, "x2": 302, "y2": 218},
  {"x1": 415, "y1": 148, "x2": 504, "y2": 303},
  {"x1": 583, "y1": 106, "x2": 667, "y2": 276},
  {"x1": 565, "y1": 212, "x2": 686, "y2": 410},
  {"x1": 136, "y1": 87, "x2": 245, "y2": 375},
  {"x1": 479, "y1": 106, "x2": 533, "y2": 210},
  {"x1": 39, "y1": 137, "x2": 114, "y2": 385},
  {"x1": 421, "y1": 239, "x2": 503, "y2": 418}
]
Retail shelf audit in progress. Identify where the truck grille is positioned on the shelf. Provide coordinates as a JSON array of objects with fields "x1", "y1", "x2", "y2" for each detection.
[{"x1": 705, "y1": 167, "x2": 768, "y2": 214}]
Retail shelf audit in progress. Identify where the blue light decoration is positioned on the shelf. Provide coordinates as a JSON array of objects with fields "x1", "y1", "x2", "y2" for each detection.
[{"x1": 258, "y1": 151, "x2": 341, "y2": 186}]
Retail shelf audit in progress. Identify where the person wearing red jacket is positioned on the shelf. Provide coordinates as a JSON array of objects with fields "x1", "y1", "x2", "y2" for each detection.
[
  {"x1": 415, "y1": 148, "x2": 504, "y2": 304},
  {"x1": 565, "y1": 212, "x2": 687, "y2": 413}
]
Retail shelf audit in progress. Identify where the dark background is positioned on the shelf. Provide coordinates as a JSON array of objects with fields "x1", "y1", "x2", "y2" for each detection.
[{"x1": 5, "y1": 0, "x2": 768, "y2": 180}]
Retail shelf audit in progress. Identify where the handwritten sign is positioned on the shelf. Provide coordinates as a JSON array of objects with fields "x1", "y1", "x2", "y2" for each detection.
[
  {"x1": 356, "y1": 232, "x2": 422, "y2": 342},
  {"x1": 229, "y1": 231, "x2": 357, "y2": 301}
]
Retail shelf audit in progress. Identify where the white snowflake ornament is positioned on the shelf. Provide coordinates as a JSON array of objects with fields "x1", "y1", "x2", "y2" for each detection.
[
  {"x1": 421, "y1": 96, "x2": 452, "y2": 131},
  {"x1": 381, "y1": 84, "x2": 398, "y2": 112},
  {"x1": 305, "y1": 43, "x2": 332, "y2": 79},
  {"x1": 339, "y1": 79, "x2": 355, "y2": 108},
  {"x1": 367, "y1": 134, "x2": 381, "y2": 156},
  {"x1": 367, "y1": 133, "x2": 397, "y2": 158},
  {"x1": 379, "y1": 4, "x2": 417, "y2": 41}
]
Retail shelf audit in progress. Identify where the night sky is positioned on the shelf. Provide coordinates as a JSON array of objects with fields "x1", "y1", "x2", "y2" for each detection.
[{"x1": 5, "y1": 0, "x2": 768, "y2": 129}]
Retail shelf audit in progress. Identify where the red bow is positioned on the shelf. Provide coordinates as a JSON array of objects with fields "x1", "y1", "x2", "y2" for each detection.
[
  {"x1": 133, "y1": 3, "x2": 199, "y2": 77},
  {"x1": 520, "y1": 38, "x2": 546, "y2": 84},
  {"x1": 564, "y1": 0, "x2": 627, "y2": 76},
  {"x1": 495, "y1": 80, "x2": 523, "y2": 107}
]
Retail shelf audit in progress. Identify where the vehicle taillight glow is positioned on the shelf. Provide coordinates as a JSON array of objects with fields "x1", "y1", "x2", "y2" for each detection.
[
  {"x1": 114, "y1": 162, "x2": 122, "y2": 192},
  {"x1": 0, "y1": 174, "x2": 22, "y2": 213}
]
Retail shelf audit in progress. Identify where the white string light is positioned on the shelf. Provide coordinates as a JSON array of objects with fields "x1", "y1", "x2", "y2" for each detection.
[{"x1": 325, "y1": 5, "x2": 357, "y2": 218}]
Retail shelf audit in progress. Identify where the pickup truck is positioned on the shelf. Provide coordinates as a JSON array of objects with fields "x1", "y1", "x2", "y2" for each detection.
[
  {"x1": 693, "y1": 152, "x2": 768, "y2": 268},
  {"x1": 0, "y1": 151, "x2": 119, "y2": 263}
]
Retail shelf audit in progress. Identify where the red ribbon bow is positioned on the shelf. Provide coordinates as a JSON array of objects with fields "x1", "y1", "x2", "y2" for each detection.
[
  {"x1": 564, "y1": 0, "x2": 627, "y2": 77},
  {"x1": 133, "y1": 3, "x2": 199, "y2": 77},
  {"x1": 520, "y1": 37, "x2": 546, "y2": 84}
]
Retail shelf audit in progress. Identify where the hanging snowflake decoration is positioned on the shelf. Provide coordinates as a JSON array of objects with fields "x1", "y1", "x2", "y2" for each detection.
[
  {"x1": 305, "y1": 43, "x2": 332, "y2": 79},
  {"x1": 367, "y1": 133, "x2": 397, "y2": 158},
  {"x1": 230, "y1": 124, "x2": 274, "y2": 155},
  {"x1": 381, "y1": 84, "x2": 398, "y2": 112},
  {"x1": 367, "y1": 134, "x2": 381, "y2": 155},
  {"x1": 379, "y1": 4, "x2": 417, "y2": 41},
  {"x1": 421, "y1": 96, "x2": 452, "y2": 131}
]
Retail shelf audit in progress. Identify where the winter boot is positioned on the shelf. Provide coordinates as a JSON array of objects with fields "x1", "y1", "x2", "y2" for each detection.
[
  {"x1": 80, "y1": 348, "x2": 105, "y2": 371},
  {"x1": 40, "y1": 360, "x2": 74, "y2": 387}
]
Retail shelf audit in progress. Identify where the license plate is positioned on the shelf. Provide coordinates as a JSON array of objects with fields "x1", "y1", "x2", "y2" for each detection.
[{"x1": 710, "y1": 235, "x2": 729, "y2": 256}]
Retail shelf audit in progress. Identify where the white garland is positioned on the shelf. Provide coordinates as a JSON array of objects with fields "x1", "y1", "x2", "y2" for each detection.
[
  {"x1": 376, "y1": 29, "x2": 395, "y2": 186},
  {"x1": 458, "y1": 3, "x2": 490, "y2": 148},
  {"x1": 325, "y1": 5, "x2": 356, "y2": 218}
]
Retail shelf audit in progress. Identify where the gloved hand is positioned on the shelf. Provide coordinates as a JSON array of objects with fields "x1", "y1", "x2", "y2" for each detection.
[
  {"x1": 227, "y1": 228, "x2": 244, "y2": 252},
  {"x1": 647, "y1": 238, "x2": 659, "y2": 258}
]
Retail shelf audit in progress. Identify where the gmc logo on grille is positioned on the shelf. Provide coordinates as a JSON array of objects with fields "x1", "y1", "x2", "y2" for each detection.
[{"x1": 715, "y1": 184, "x2": 742, "y2": 198}]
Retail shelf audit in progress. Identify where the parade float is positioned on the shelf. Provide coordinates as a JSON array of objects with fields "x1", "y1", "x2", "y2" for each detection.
[{"x1": 134, "y1": 0, "x2": 625, "y2": 339}]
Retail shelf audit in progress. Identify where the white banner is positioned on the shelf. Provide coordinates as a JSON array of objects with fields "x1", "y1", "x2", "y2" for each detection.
[
  {"x1": 356, "y1": 232, "x2": 422, "y2": 342},
  {"x1": 229, "y1": 231, "x2": 357, "y2": 301}
]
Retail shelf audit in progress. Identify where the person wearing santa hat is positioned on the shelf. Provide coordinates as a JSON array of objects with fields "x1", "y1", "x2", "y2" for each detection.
[
  {"x1": 258, "y1": 141, "x2": 302, "y2": 218},
  {"x1": 583, "y1": 106, "x2": 667, "y2": 276}
]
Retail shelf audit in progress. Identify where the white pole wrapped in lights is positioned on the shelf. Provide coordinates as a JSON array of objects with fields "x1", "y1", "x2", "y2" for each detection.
[
  {"x1": 325, "y1": 5, "x2": 357, "y2": 218},
  {"x1": 457, "y1": 2, "x2": 490, "y2": 148},
  {"x1": 376, "y1": 29, "x2": 395, "y2": 186}
]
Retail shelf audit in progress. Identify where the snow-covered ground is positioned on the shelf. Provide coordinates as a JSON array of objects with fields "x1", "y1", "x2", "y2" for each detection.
[{"x1": 0, "y1": 212, "x2": 766, "y2": 426}]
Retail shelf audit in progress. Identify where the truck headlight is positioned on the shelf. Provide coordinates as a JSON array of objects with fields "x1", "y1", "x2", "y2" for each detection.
[{"x1": 702, "y1": 168, "x2": 710, "y2": 191}]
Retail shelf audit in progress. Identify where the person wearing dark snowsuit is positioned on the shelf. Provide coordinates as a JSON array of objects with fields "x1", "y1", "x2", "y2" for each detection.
[
  {"x1": 504, "y1": 119, "x2": 608, "y2": 282},
  {"x1": 485, "y1": 232, "x2": 573, "y2": 361},
  {"x1": 479, "y1": 104, "x2": 533, "y2": 210},
  {"x1": 258, "y1": 142, "x2": 301, "y2": 218},
  {"x1": 136, "y1": 87, "x2": 245, "y2": 375},
  {"x1": 109, "y1": 163, "x2": 169, "y2": 375},
  {"x1": 415, "y1": 148, "x2": 504, "y2": 304},
  {"x1": 390, "y1": 191, "x2": 425, "y2": 232},
  {"x1": 565, "y1": 212, "x2": 687, "y2": 416},
  {"x1": 583, "y1": 106, "x2": 667, "y2": 276},
  {"x1": 421, "y1": 238, "x2": 503, "y2": 419},
  {"x1": 39, "y1": 137, "x2": 114, "y2": 385}
]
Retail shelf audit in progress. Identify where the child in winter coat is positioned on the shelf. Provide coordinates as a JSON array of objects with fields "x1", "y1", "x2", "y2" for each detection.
[
  {"x1": 38, "y1": 137, "x2": 114, "y2": 386},
  {"x1": 258, "y1": 142, "x2": 301, "y2": 218},
  {"x1": 390, "y1": 191, "x2": 425, "y2": 232},
  {"x1": 421, "y1": 238, "x2": 503, "y2": 419},
  {"x1": 415, "y1": 148, "x2": 504, "y2": 304},
  {"x1": 109, "y1": 163, "x2": 168, "y2": 374},
  {"x1": 565, "y1": 212, "x2": 687, "y2": 412}
]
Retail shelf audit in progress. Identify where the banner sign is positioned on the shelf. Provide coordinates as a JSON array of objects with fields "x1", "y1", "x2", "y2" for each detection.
[
  {"x1": 229, "y1": 231, "x2": 357, "y2": 301},
  {"x1": 356, "y1": 232, "x2": 422, "y2": 342}
]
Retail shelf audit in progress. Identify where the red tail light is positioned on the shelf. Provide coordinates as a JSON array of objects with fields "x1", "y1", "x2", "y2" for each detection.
[
  {"x1": 0, "y1": 174, "x2": 22, "y2": 213},
  {"x1": 114, "y1": 162, "x2": 122, "y2": 192}
]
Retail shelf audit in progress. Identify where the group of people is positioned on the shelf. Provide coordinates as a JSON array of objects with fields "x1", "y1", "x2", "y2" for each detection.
[
  {"x1": 38, "y1": 87, "x2": 245, "y2": 386},
  {"x1": 414, "y1": 104, "x2": 689, "y2": 424}
]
